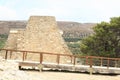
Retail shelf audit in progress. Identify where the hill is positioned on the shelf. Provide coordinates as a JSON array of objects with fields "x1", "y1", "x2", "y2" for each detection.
[
  {"x1": 0, "y1": 21, "x2": 96, "y2": 38},
  {"x1": 57, "y1": 21, "x2": 95, "y2": 38},
  {"x1": 0, "y1": 21, "x2": 26, "y2": 34}
]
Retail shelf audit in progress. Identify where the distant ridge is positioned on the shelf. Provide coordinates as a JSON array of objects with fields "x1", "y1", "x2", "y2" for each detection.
[{"x1": 0, "y1": 21, "x2": 96, "y2": 37}]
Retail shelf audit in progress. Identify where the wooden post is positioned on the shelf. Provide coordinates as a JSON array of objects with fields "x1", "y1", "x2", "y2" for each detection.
[
  {"x1": 10, "y1": 51, "x2": 12, "y2": 59},
  {"x1": 23, "y1": 52, "x2": 25, "y2": 61},
  {"x1": 86, "y1": 56, "x2": 88, "y2": 65},
  {"x1": 107, "y1": 59, "x2": 109, "y2": 69},
  {"x1": 25, "y1": 52, "x2": 27, "y2": 60},
  {"x1": 73, "y1": 56, "x2": 76, "y2": 65},
  {"x1": 71, "y1": 56, "x2": 73, "y2": 64},
  {"x1": 40, "y1": 53, "x2": 43, "y2": 64},
  {"x1": 101, "y1": 58, "x2": 103, "y2": 66},
  {"x1": 89, "y1": 57, "x2": 93, "y2": 75},
  {"x1": 5, "y1": 50, "x2": 8, "y2": 60},
  {"x1": 57, "y1": 54, "x2": 60, "y2": 64},
  {"x1": 115, "y1": 60, "x2": 117, "y2": 67},
  {"x1": 90, "y1": 58, "x2": 93, "y2": 68}
]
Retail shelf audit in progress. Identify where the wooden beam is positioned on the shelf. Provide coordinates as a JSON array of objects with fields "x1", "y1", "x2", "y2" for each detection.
[
  {"x1": 57, "y1": 54, "x2": 60, "y2": 64},
  {"x1": 5, "y1": 50, "x2": 8, "y2": 60},
  {"x1": 40, "y1": 53, "x2": 43, "y2": 64}
]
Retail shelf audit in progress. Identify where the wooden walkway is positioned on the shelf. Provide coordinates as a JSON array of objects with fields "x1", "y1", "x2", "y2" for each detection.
[
  {"x1": 4, "y1": 60, "x2": 120, "y2": 74},
  {"x1": 0, "y1": 49, "x2": 120, "y2": 74}
]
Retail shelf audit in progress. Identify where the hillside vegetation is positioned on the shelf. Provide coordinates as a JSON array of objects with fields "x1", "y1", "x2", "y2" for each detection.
[
  {"x1": 80, "y1": 17, "x2": 120, "y2": 58},
  {"x1": 0, "y1": 34, "x2": 8, "y2": 48}
]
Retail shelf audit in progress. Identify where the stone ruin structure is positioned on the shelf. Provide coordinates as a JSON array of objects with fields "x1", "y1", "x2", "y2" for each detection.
[
  {"x1": 4, "y1": 16, "x2": 72, "y2": 63},
  {"x1": 4, "y1": 28, "x2": 25, "y2": 50}
]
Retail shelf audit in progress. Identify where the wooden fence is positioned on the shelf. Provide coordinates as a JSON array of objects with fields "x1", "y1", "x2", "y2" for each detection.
[{"x1": 0, "y1": 49, "x2": 120, "y2": 69}]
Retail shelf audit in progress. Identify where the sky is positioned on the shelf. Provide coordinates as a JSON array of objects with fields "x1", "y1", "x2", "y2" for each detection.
[{"x1": 0, "y1": 0, "x2": 120, "y2": 23}]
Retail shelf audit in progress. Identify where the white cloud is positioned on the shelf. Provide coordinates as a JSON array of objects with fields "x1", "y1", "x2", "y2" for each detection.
[{"x1": 0, "y1": 6, "x2": 18, "y2": 20}]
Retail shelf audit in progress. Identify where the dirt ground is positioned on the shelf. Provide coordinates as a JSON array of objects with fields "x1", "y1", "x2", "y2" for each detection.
[{"x1": 27, "y1": 71, "x2": 120, "y2": 80}]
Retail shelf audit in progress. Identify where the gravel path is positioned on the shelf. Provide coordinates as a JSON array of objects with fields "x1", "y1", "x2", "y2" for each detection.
[{"x1": 27, "y1": 71, "x2": 120, "y2": 80}]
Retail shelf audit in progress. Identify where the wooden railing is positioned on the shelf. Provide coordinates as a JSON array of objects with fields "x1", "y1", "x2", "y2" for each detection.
[{"x1": 0, "y1": 49, "x2": 120, "y2": 68}]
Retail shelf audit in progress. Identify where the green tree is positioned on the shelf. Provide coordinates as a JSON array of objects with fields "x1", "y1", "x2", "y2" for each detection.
[
  {"x1": 0, "y1": 34, "x2": 8, "y2": 48},
  {"x1": 80, "y1": 17, "x2": 120, "y2": 58}
]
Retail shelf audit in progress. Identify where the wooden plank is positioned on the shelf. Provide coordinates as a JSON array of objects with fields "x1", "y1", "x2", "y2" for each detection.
[
  {"x1": 5, "y1": 50, "x2": 8, "y2": 60},
  {"x1": 18, "y1": 61, "x2": 120, "y2": 74},
  {"x1": 19, "y1": 62, "x2": 40, "y2": 66}
]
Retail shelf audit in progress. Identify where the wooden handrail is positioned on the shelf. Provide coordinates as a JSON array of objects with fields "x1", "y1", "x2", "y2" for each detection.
[{"x1": 0, "y1": 48, "x2": 120, "y2": 69}]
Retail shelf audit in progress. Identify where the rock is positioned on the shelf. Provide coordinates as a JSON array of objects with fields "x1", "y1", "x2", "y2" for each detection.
[
  {"x1": 0, "y1": 70, "x2": 31, "y2": 80},
  {"x1": 0, "y1": 57, "x2": 33, "y2": 80}
]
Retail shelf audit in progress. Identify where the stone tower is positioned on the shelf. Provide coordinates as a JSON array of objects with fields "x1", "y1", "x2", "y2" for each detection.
[
  {"x1": 4, "y1": 16, "x2": 72, "y2": 62},
  {"x1": 4, "y1": 28, "x2": 25, "y2": 50},
  {"x1": 4, "y1": 29, "x2": 18, "y2": 49},
  {"x1": 23, "y1": 16, "x2": 71, "y2": 54}
]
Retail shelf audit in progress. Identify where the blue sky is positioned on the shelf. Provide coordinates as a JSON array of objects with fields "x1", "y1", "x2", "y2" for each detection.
[{"x1": 0, "y1": 0, "x2": 120, "y2": 23}]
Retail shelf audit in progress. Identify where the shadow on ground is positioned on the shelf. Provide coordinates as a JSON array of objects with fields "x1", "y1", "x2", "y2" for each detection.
[{"x1": 20, "y1": 68, "x2": 119, "y2": 76}]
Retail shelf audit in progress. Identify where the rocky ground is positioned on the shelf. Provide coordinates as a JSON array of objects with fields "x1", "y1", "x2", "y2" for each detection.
[
  {"x1": 0, "y1": 57, "x2": 32, "y2": 80},
  {"x1": 0, "y1": 56, "x2": 120, "y2": 80}
]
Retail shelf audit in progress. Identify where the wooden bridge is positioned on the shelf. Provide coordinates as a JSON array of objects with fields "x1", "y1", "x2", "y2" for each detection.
[{"x1": 0, "y1": 49, "x2": 120, "y2": 74}]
